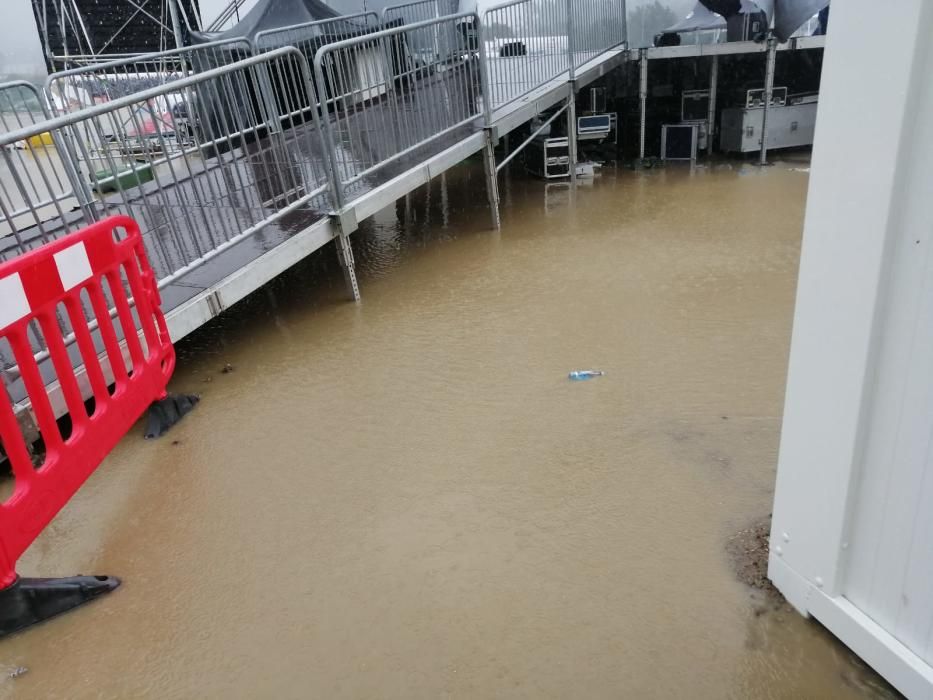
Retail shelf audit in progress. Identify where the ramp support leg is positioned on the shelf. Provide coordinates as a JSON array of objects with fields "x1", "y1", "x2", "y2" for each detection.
[
  {"x1": 334, "y1": 208, "x2": 361, "y2": 302},
  {"x1": 483, "y1": 129, "x2": 501, "y2": 230},
  {"x1": 568, "y1": 85, "x2": 578, "y2": 185},
  {"x1": 639, "y1": 49, "x2": 648, "y2": 162},
  {"x1": 337, "y1": 234, "x2": 361, "y2": 303},
  {"x1": 0, "y1": 576, "x2": 120, "y2": 639},
  {"x1": 760, "y1": 37, "x2": 778, "y2": 166},
  {"x1": 708, "y1": 54, "x2": 719, "y2": 157}
]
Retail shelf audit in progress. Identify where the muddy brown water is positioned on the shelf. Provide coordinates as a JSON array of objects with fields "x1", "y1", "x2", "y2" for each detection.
[{"x1": 0, "y1": 158, "x2": 900, "y2": 698}]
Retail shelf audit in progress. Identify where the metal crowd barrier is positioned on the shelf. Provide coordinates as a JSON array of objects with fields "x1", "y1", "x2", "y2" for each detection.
[
  {"x1": 481, "y1": 0, "x2": 571, "y2": 111},
  {"x1": 45, "y1": 38, "x2": 256, "y2": 116},
  {"x1": 1, "y1": 3, "x2": 629, "y2": 401},
  {"x1": 0, "y1": 49, "x2": 332, "y2": 384},
  {"x1": 255, "y1": 12, "x2": 380, "y2": 114},
  {"x1": 4, "y1": 48, "x2": 330, "y2": 276},
  {"x1": 480, "y1": 0, "x2": 626, "y2": 113},
  {"x1": 382, "y1": 0, "x2": 461, "y2": 63},
  {"x1": 312, "y1": 12, "x2": 483, "y2": 206},
  {"x1": 255, "y1": 12, "x2": 380, "y2": 55},
  {"x1": 0, "y1": 82, "x2": 88, "y2": 243},
  {"x1": 570, "y1": 0, "x2": 627, "y2": 71}
]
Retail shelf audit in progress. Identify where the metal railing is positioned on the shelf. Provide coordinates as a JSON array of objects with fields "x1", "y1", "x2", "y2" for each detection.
[
  {"x1": 382, "y1": 0, "x2": 460, "y2": 62},
  {"x1": 45, "y1": 39, "x2": 256, "y2": 116},
  {"x1": 0, "y1": 81, "x2": 88, "y2": 242},
  {"x1": 480, "y1": 0, "x2": 571, "y2": 111},
  {"x1": 255, "y1": 12, "x2": 381, "y2": 56},
  {"x1": 1, "y1": 48, "x2": 334, "y2": 389},
  {"x1": 1, "y1": 3, "x2": 631, "y2": 402},
  {"x1": 480, "y1": 0, "x2": 626, "y2": 112},
  {"x1": 3, "y1": 49, "x2": 331, "y2": 277},
  {"x1": 312, "y1": 12, "x2": 483, "y2": 206},
  {"x1": 570, "y1": 0, "x2": 627, "y2": 70}
]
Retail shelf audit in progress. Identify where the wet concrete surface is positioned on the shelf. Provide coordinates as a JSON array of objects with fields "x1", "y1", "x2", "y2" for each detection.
[{"x1": 0, "y1": 156, "x2": 901, "y2": 698}]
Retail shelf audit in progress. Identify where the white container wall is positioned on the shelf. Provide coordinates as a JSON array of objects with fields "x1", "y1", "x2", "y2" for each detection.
[{"x1": 769, "y1": 1, "x2": 933, "y2": 698}]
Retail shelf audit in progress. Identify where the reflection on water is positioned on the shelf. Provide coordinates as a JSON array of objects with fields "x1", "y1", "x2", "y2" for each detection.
[{"x1": 0, "y1": 155, "x2": 900, "y2": 699}]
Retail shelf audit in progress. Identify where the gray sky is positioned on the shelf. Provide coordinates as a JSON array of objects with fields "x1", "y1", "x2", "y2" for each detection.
[{"x1": 0, "y1": 0, "x2": 47, "y2": 79}]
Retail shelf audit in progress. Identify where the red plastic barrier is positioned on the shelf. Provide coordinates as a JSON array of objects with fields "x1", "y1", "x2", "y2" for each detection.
[{"x1": 0, "y1": 215, "x2": 174, "y2": 588}]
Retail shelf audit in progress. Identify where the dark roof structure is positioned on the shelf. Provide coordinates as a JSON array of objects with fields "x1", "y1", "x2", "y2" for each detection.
[{"x1": 188, "y1": 0, "x2": 368, "y2": 44}]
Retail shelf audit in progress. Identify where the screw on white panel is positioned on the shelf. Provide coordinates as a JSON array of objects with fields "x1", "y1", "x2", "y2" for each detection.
[
  {"x1": 774, "y1": 545, "x2": 783, "y2": 556},
  {"x1": 782, "y1": 532, "x2": 790, "y2": 543},
  {"x1": 841, "y1": 542, "x2": 849, "y2": 549},
  {"x1": 815, "y1": 577, "x2": 824, "y2": 588}
]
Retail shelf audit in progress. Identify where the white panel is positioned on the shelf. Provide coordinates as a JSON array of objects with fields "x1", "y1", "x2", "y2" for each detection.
[
  {"x1": 843, "y1": 23, "x2": 933, "y2": 659},
  {"x1": 0, "y1": 273, "x2": 30, "y2": 328},
  {"x1": 769, "y1": 0, "x2": 933, "y2": 691},
  {"x1": 899, "y1": 442, "x2": 933, "y2": 665},
  {"x1": 769, "y1": 0, "x2": 930, "y2": 601},
  {"x1": 53, "y1": 242, "x2": 92, "y2": 291}
]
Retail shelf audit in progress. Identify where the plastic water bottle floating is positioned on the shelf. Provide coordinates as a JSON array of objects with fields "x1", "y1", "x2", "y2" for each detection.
[{"x1": 568, "y1": 370, "x2": 605, "y2": 381}]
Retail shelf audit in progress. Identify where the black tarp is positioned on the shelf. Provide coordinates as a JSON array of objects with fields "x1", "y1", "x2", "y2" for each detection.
[
  {"x1": 188, "y1": 0, "x2": 363, "y2": 44},
  {"x1": 698, "y1": 0, "x2": 830, "y2": 41}
]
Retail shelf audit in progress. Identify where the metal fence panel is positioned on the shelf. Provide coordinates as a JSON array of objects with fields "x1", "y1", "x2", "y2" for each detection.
[
  {"x1": 481, "y1": 0, "x2": 571, "y2": 111},
  {"x1": 313, "y1": 13, "x2": 483, "y2": 205},
  {"x1": 571, "y1": 0, "x2": 627, "y2": 69},
  {"x1": 255, "y1": 12, "x2": 381, "y2": 60},
  {"x1": 1, "y1": 48, "x2": 334, "y2": 391},
  {"x1": 46, "y1": 39, "x2": 257, "y2": 115},
  {"x1": 4, "y1": 48, "x2": 331, "y2": 280},
  {"x1": 0, "y1": 81, "x2": 88, "y2": 243},
  {"x1": 383, "y1": 0, "x2": 461, "y2": 63}
]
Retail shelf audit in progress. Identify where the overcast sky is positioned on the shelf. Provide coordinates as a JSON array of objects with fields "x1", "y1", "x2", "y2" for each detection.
[{"x1": 0, "y1": 0, "x2": 48, "y2": 79}]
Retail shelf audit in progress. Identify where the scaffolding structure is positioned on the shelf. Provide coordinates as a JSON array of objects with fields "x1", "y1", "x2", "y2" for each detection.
[{"x1": 30, "y1": 0, "x2": 200, "y2": 70}]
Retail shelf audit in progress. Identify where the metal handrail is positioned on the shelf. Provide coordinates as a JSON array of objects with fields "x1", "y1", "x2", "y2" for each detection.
[
  {"x1": 8, "y1": 51, "x2": 296, "y2": 148},
  {"x1": 2, "y1": 47, "x2": 335, "y2": 383},
  {"x1": 45, "y1": 38, "x2": 257, "y2": 87},
  {"x1": 312, "y1": 11, "x2": 482, "y2": 207},
  {"x1": 254, "y1": 12, "x2": 380, "y2": 50},
  {"x1": 382, "y1": 0, "x2": 458, "y2": 22}
]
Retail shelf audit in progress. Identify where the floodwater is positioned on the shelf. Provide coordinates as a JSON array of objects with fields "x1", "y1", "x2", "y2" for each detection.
[{"x1": 1, "y1": 158, "x2": 900, "y2": 698}]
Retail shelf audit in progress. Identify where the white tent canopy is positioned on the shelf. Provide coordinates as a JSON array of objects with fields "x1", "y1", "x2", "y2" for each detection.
[
  {"x1": 663, "y1": 0, "x2": 759, "y2": 33},
  {"x1": 665, "y1": 0, "x2": 829, "y2": 40}
]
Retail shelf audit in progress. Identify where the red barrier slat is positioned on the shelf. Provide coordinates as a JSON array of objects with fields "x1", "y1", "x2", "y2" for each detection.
[
  {"x1": 8, "y1": 325, "x2": 63, "y2": 457},
  {"x1": 38, "y1": 312, "x2": 88, "y2": 433},
  {"x1": 107, "y1": 269, "x2": 146, "y2": 372},
  {"x1": 0, "y1": 215, "x2": 175, "y2": 588},
  {"x1": 122, "y1": 263, "x2": 159, "y2": 358},
  {"x1": 63, "y1": 297, "x2": 109, "y2": 405},
  {"x1": 85, "y1": 279, "x2": 130, "y2": 388}
]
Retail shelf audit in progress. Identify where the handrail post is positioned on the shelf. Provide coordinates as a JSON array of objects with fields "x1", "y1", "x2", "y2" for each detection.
[
  {"x1": 568, "y1": 83, "x2": 578, "y2": 185},
  {"x1": 476, "y1": 10, "x2": 499, "y2": 229},
  {"x1": 35, "y1": 84, "x2": 96, "y2": 218},
  {"x1": 311, "y1": 48, "x2": 359, "y2": 301},
  {"x1": 707, "y1": 54, "x2": 719, "y2": 156},
  {"x1": 620, "y1": 0, "x2": 629, "y2": 48},
  {"x1": 759, "y1": 35, "x2": 778, "y2": 166},
  {"x1": 639, "y1": 48, "x2": 648, "y2": 161},
  {"x1": 312, "y1": 50, "x2": 346, "y2": 213},
  {"x1": 566, "y1": 0, "x2": 576, "y2": 80},
  {"x1": 477, "y1": 10, "x2": 494, "y2": 127}
]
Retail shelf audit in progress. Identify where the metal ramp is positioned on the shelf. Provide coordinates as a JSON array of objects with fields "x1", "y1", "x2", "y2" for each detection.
[{"x1": 0, "y1": 0, "x2": 628, "y2": 420}]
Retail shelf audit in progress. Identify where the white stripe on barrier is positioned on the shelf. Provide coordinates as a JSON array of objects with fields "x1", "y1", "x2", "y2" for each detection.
[
  {"x1": 0, "y1": 273, "x2": 30, "y2": 329},
  {"x1": 54, "y1": 242, "x2": 93, "y2": 291}
]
